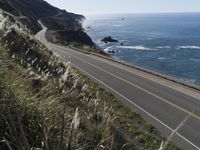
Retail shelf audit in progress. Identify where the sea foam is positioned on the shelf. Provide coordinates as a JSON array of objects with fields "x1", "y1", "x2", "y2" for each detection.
[
  {"x1": 157, "y1": 46, "x2": 171, "y2": 49},
  {"x1": 189, "y1": 58, "x2": 200, "y2": 62},
  {"x1": 177, "y1": 46, "x2": 200, "y2": 49},
  {"x1": 158, "y1": 57, "x2": 167, "y2": 60},
  {"x1": 116, "y1": 46, "x2": 158, "y2": 51}
]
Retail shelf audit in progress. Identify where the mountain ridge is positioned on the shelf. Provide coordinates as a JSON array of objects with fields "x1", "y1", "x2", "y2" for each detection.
[
  {"x1": 0, "y1": 0, "x2": 95, "y2": 47},
  {"x1": 0, "y1": 0, "x2": 85, "y2": 34}
]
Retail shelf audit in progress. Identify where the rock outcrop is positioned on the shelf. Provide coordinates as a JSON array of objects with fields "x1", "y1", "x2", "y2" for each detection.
[{"x1": 101, "y1": 36, "x2": 118, "y2": 43}]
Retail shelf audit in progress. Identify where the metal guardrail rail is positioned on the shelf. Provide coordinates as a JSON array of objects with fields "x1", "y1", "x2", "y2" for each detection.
[{"x1": 71, "y1": 46, "x2": 200, "y2": 92}]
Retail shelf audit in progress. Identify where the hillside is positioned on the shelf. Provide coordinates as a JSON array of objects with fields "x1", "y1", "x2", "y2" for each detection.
[
  {"x1": 0, "y1": 0, "x2": 57, "y2": 33},
  {"x1": 0, "y1": 0, "x2": 95, "y2": 48},
  {"x1": 0, "y1": 0, "x2": 85, "y2": 33},
  {"x1": 0, "y1": 29, "x2": 178, "y2": 150},
  {"x1": 0, "y1": 0, "x2": 59, "y2": 18},
  {"x1": 0, "y1": 0, "x2": 179, "y2": 149}
]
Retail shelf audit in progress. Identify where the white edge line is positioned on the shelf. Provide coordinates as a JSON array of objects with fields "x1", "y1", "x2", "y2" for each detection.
[
  {"x1": 37, "y1": 30, "x2": 200, "y2": 150},
  {"x1": 73, "y1": 63, "x2": 200, "y2": 150},
  {"x1": 54, "y1": 43, "x2": 200, "y2": 101},
  {"x1": 100, "y1": 59, "x2": 200, "y2": 101}
]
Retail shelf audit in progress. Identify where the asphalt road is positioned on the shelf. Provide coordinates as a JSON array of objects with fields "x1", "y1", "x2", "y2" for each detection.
[{"x1": 35, "y1": 28, "x2": 200, "y2": 150}]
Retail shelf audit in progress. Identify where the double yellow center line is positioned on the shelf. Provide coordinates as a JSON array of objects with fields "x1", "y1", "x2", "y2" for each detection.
[{"x1": 70, "y1": 52, "x2": 200, "y2": 121}]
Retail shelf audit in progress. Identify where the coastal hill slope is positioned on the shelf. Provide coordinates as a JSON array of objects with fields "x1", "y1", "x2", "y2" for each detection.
[
  {"x1": 0, "y1": 0, "x2": 59, "y2": 19},
  {"x1": 0, "y1": 0, "x2": 58, "y2": 33},
  {"x1": 0, "y1": 0, "x2": 179, "y2": 149},
  {"x1": 0, "y1": 0, "x2": 94, "y2": 48},
  {"x1": 0, "y1": 0, "x2": 88, "y2": 38}
]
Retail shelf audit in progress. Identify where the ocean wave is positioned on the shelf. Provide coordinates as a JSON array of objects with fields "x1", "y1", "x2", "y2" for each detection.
[
  {"x1": 104, "y1": 46, "x2": 120, "y2": 53},
  {"x1": 158, "y1": 57, "x2": 167, "y2": 60},
  {"x1": 157, "y1": 46, "x2": 171, "y2": 49},
  {"x1": 190, "y1": 58, "x2": 200, "y2": 62},
  {"x1": 116, "y1": 46, "x2": 158, "y2": 51},
  {"x1": 177, "y1": 46, "x2": 200, "y2": 49},
  {"x1": 104, "y1": 46, "x2": 112, "y2": 52}
]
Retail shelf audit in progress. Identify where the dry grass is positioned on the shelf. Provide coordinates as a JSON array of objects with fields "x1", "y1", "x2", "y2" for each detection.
[{"x1": 0, "y1": 29, "x2": 180, "y2": 150}]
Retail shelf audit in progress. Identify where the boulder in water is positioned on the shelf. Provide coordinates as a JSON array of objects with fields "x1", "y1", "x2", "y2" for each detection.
[{"x1": 101, "y1": 36, "x2": 118, "y2": 43}]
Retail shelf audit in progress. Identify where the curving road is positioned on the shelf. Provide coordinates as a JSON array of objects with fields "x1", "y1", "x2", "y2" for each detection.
[{"x1": 35, "y1": 26, "x2": 200, "y2": 150}]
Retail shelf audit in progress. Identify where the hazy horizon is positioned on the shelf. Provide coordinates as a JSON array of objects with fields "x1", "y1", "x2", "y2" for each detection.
[
  {"x1": 84, "y1": 11, "x2": 200, "y2": 17},
  {"x1": 46, "y1": 0, "x2": 200, "y2": 15}
]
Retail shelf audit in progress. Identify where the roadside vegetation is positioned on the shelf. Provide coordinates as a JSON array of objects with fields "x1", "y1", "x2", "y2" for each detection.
[{"x1": 0, "y1": 27, "x2": 180, "y2": 150}]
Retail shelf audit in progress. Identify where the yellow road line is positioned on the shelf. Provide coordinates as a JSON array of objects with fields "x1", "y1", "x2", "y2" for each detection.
[{"x1": 69, "y1": 52, "x2": 200, "y2": 121}]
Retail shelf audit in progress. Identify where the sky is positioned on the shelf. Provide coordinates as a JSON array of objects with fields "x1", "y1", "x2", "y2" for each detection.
[{"x1": 46, "y1": 0, "x2": 200, "y2": 15}]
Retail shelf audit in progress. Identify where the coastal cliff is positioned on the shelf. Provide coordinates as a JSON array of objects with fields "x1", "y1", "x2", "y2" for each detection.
[{"x1": 0, "y1": 0, "x2": 94, "y2": 47}]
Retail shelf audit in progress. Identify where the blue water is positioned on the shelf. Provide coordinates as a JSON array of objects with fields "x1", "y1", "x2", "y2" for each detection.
[{"x1": 84, "y1": 13, "x2": 200, "y2": 85}]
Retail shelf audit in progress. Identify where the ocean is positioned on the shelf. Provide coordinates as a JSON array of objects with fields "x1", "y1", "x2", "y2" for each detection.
[{"x1": 84, "y1": 13, "x2": 200, "y2": 85}]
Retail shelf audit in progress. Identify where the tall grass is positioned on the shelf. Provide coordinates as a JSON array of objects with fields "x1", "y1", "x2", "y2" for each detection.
[{"x1": 0, "y1": 28, "x2": 180, "y2": 150}]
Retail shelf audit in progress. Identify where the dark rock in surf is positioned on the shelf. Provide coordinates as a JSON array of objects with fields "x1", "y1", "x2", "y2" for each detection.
[{"x1": 101, "y1": 36, "x2": 118, "y2": 43}]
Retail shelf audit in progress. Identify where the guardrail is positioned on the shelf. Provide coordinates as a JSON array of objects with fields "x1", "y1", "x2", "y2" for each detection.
[
  {"x1": 71, "y1": 46, "x2": 200, "y2": 91},
  {"x1": 43, "y1": 28, "x2": 200, "y2": 92}
]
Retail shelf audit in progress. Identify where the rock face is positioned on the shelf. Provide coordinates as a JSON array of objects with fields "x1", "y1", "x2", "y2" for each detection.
[
  {"x1": 0, "y1": 0, "x2": 95, "y2": 47},
  {"x1": 101, "y1": 36, "x2": 118, "y2": 43},
  {"x1": 0, "y1": 0, "x2": 59, "y2": 33},
  {"x1": 47, "y1": 29, "x2": 94, "y2": 47},
  {"x1": 59, "y1": 30, "x2": 94, "y2": 46},
  {"x1": 41, "y1": 10, "x2": 84, "y2": 31},
  {"x1": 0, "y1": 0, "x2": 85, "y2": 34},
  {"x1": 0, "y1": 0, "x2": 59, "y2": 19}
]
